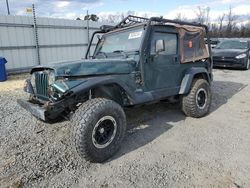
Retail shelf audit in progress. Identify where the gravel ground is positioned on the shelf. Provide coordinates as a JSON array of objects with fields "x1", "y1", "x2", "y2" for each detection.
[{"x1": 0, "y1": 69, "x2": 250, "y2": 188}]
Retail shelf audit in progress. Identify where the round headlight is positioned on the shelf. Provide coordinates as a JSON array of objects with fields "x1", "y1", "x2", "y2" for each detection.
[
  {"x1": 48, "y1": 71, "x2": 55, "y2": 85},
  {"x1": 30, "y1": 73, "x2": 37, "y2": 93},
  {"x1": 30, "y1": 73, "x2": 35, "y2": 86}
]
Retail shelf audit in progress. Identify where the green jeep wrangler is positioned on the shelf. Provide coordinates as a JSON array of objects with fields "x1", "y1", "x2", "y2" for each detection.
[{"x1": 18, "y1": 16, "x2": 213, "y2": 163}]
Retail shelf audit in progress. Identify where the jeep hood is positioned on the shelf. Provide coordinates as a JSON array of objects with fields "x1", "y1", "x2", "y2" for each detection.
[
  {"x1": 31, "y1": 58, "x2": 136, "y2": 76},
  {"x1": 212, "y1": 49, "x2": 248, "y2": 57}
]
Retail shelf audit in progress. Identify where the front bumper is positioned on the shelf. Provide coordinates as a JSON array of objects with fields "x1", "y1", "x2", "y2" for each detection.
[
  {"x1": 213, "y1": 57, "x2": 246, "y2": 68},
  {"x1": 18, "y1": 79, "x2": 66, "y2": 121},
  {"x1": 17, "y1": 99, "x2": 47, "y2": 121},
  {"x1": 17, "y1": 99, "x2": 65, "y2": 121}
]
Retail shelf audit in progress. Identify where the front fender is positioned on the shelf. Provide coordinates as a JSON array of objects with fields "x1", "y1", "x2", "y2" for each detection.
[
  {"x1": 65, "y1": 75, "x2": 136, "y2": 103},
  {"x1": 179, "y1": 67, "x2": 211, "y2": 95}
]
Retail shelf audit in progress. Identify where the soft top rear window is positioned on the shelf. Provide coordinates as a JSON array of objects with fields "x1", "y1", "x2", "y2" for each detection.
[{"x1": 177, "y1": 25, "x2": 209, "y2": 63}]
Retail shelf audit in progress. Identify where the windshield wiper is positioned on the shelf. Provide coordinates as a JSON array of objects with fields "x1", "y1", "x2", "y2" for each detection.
[{"x1": 113, "y1": 50, "x2": 127, "y2": 58}]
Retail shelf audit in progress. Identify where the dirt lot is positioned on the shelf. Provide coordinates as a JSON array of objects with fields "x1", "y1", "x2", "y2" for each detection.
[{"x1": 0, "y1": 69, "x2": 250, "y2": 188}]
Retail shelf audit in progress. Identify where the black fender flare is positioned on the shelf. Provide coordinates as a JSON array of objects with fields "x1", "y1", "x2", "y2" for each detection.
[
  {"x1": 179, "y1": 67, "x2": 211, "y2": 95},
  {"x1": 65, "y1": 75, "x2": 136, "y2": 104}
]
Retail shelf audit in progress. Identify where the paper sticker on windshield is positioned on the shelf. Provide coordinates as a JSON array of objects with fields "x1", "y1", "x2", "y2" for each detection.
[{"x1": 128, "y1": 31, "x2": 142, "y2": 39}]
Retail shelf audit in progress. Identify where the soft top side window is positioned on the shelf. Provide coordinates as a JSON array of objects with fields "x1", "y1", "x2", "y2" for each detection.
[{"x1": 151, "y1": 32, "x2": 177, "y2": 55}]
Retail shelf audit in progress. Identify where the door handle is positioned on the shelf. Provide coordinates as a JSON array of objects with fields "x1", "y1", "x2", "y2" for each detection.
[{"x1": 174, "y1": 56, "x2": 178, "y2": 63}]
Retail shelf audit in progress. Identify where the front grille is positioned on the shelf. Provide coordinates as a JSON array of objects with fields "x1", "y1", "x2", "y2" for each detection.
[
  {"x1": 214, "y1": 60, "x2": 233, "y2": 64},
  {"x1": 34, "y1": 72, "x2": 49, "y2": 99},
  {"x1": 213, "y1": 57, "x2": 235, "y2": 61},
  {"x1": 213, "y1": 60, "x2": 242, "y2": 67}
]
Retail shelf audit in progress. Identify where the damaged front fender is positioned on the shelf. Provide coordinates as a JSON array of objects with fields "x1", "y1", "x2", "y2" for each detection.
[{"x1": 24, "y1": 79, "x2": 35, "y2": 94}]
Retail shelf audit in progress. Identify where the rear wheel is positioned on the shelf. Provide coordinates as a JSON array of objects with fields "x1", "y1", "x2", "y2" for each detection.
[
  {"x1": 71, "y1": 98, "x2": 126, "y2": 163},
  {"x1": 181, "y1": 79, "x2": 211, "y2": 118}
]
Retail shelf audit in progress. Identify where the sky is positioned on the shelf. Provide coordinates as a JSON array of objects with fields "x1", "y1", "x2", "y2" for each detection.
[{"x1": 0, "y1": 0, "x2": 250, "y2": 23}]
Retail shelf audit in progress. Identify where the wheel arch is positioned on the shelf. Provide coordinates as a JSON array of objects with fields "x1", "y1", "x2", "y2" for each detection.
[
  {"x1": 179, "y1": 67, "x2": 211, "y2": 95},
  {"x1": 91, "y1": 83, "x2": 129, "y2": 106},
  {"x1": 67, "y1": 76, "x2": 135, "y2": 106}
]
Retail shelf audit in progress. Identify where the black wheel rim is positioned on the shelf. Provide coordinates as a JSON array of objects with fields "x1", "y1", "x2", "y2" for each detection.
[
  {"x1": 92, "y1": 116, "x2": 117, "y2": 149},
  {"x1": 196, "y1": 88, "x2": 207, "y2": 109}
]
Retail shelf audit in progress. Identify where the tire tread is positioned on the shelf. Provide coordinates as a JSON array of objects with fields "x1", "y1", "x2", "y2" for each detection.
[
  {"x1": 71, "y1": 98, "x2": 126, "y2": 162},
  {"x1": 181, "y1": 79, "x2": 211, "y2": 118}
]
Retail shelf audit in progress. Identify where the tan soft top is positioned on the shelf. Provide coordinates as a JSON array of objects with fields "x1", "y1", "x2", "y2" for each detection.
[{"x1": 175, "y1": 25, "x2": 209, "y2": 63}]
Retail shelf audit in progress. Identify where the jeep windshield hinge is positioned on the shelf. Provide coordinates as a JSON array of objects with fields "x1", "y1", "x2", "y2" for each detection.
[{"x1": 135, "y1": 71, "x2": 142, "y2": 85}]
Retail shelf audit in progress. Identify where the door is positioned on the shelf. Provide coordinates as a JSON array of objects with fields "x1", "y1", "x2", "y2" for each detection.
[{"x1": 144, "y1": 30, "x2": 180, "y2": 93}]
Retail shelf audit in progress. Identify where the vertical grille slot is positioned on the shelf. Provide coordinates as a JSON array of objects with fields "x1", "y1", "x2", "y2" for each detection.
[{"x1": 34, "y1": 72, "x2": 49, "y2": 99}]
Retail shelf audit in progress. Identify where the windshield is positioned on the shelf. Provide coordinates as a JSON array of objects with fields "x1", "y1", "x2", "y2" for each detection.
[
  {"x1": 94, "y1": 27, "x2": 144, "y2": 57},
  {"x1": 215, "y1": 40, "x2": 248, "y2": 49}
]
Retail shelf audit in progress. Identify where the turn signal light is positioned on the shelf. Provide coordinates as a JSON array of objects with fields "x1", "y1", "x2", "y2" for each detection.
[{"x1": 188, "y1": 40, "x2": 193, "y2": 48}]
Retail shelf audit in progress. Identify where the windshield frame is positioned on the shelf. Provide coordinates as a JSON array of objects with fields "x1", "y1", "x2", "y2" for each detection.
[
  {"x1": 215, "y1": 40, "x2": 248, "y2": 50},
  {"x1": 93, "y1": 25, "x2": 146, "y2": 58}
]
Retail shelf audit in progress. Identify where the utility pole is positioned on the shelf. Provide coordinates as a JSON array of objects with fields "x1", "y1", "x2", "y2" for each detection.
[
  {"x1": 87, "y1": 10, "x2": 90, "y2": 44},
  {"x1": 86, "y1": 10, "x2": 90, "y2": 57},
  {"x1": 6, "y1": 0, "x2": 10, "y2": 15},
  {"x1": 32, "y1": 4, "x2": 41, "y2": 65}
]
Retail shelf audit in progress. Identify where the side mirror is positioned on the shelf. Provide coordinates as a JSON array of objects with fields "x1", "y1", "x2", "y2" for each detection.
[{"x1": 156, "y1": 40, "x2": 165, "y2": 54}]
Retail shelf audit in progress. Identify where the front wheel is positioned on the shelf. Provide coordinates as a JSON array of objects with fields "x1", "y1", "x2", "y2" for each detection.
[
  {"x1": 181, "y1": 79, "x2": 212, "y2": 118},
  {"x1": 243, "y1": 59, "x2": 250, "y2": 70},
  {"x1": 71, "y1": 98, "x2": 126, "y2": 163}
]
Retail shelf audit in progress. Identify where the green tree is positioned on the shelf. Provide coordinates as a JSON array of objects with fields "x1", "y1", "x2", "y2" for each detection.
[{"x1": 84, "y1": 14, "x2": 99, "y2": 22}]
